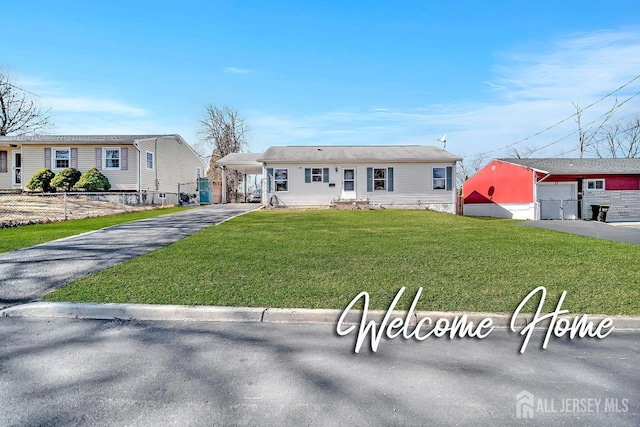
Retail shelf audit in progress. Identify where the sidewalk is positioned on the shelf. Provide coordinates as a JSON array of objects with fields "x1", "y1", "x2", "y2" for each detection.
[{"x1": 0, "y1": 204, "x2": 258, "y2": 307}]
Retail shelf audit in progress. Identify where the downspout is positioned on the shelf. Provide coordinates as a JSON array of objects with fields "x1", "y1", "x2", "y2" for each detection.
[
  {"x1": 155, "y1": 137, "x2": 160, "y2": 191},
  {"x1": 133, "y1": 140, "x2": 142, "y2": 198}
]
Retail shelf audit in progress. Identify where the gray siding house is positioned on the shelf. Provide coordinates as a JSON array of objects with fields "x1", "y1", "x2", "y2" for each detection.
[
  {"x1": 0, "y1": 135, "x2": 206, "y2": 194},
  {"x1": 237, "y1": 145, "x2": 461, "y2": 212}
]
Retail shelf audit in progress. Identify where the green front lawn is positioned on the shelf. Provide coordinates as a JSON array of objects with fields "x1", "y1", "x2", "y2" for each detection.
[
  {"x1": 45, "y1": 210, "x2": 640, "y2": 315},
  {"x1": 0, "y1": 206, "x2": 189, "y2": 254}
]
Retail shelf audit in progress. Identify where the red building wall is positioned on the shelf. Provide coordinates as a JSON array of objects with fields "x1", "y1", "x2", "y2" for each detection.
[{"x1": 463, "y1": 160, "x2": 534, "y2": 204}]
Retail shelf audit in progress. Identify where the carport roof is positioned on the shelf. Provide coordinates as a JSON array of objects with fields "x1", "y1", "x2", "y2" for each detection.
[
  {"x1": 216, "y1": 152, "x2": 263, "y2": 174},
  {"x1": 500, "y1": 158, "x2": 640, "y2": 175}
]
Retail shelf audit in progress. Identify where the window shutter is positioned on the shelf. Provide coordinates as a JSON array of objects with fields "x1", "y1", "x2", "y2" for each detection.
[
  {"x1": 387, "y1": 167, "x2": 394, "y2": 191},
  {"x1": 44, "y1": 148, "x2": 51, "y2": 169},
  {"x1": 305, "y1": 168, "x2": 311, "y2": 183},
  {"x1": 323, "y1": 168, "x2": 329, "y2": 183},
  {"x1": 0, "y1": 151, "x2": 7, "y2": 173},
  {"x1": 267, "y1": 168, "x2": 274, "y2": 193},
  {"x1": 446, "y1": 166, "x2": 453, "y2": 191},
  {"x1": 121, "y1": 147, "x2": 128, "y2": 170},
  {"x1": 367, "y1": 167, "x2": 373, "y2": 192},
  {"x1": 70, "y1": 148, "x2": 78, "y2": 168},
  {"x1": 95, "y1": 148, "x2": 102, "y2": 170}
]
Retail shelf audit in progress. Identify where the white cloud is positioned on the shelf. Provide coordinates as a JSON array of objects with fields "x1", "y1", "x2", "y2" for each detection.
[
  {"x1": 224, "y1": 67, "x2": 252, "y2": 74},
  {"x1": 46, "y1": 97, "x2": 147, "y2": 116}
]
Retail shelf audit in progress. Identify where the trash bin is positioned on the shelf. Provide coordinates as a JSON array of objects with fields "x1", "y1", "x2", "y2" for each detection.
[
  {"x1": 590, "y1": 204, "x2": 601, "y2": 221},
  {"x1": 599, "y1": 205, "x2": 610, "y2": 222}
]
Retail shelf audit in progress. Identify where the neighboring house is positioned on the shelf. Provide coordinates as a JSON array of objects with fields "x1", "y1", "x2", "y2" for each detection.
[
  {"x1": 463, "y1": 158, "x2": 640, "y2": 221},
  {"x1": 220, "y1": 145, "x2": 461, "y2": 212},
  {"x1": 0, "y1": 135, "x2": 206, "y2": 193}
]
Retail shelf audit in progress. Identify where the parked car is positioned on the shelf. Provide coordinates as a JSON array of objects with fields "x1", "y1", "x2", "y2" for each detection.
[{"x1": 247, "y1": 189, "x2": 262, "y2": 203}]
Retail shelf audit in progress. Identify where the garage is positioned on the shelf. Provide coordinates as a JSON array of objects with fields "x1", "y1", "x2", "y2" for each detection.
[{"x1": 537, "y1": 182, "x2": 578, "y2": 220}]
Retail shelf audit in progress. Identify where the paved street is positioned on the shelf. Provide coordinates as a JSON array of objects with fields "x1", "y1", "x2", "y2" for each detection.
[
  {"x1": 520, "y1": 220, "x2": 640, "y2": 244},
  {"x1": 0, "y1": 317, "x2": 637, "y2": 426},
  {"x1": 0, "y1": 204, "x2": 257, "y2": 307}
]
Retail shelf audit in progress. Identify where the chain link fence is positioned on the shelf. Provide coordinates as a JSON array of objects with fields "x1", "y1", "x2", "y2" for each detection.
[{"x1": 0, "y1": 191, "x2": 179, "y2": 228}]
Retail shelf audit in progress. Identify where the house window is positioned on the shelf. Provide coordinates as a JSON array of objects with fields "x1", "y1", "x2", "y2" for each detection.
[
  {"x1": 433, "y1": 166, "x2": 454, "y2": 190},
  {"x1": 146, "y1": 151, "x2": 154, "y2": 170},
  {"x1": 104, "y1": 148, "x2": 121, "y2": 170},
  {"x1": 53, "y1": 148, "x2": 70, "y2": 169},
  {"x1": 433, "y1": 168, "x2": 446, "y2": 190},
  {"x1": 373, "y1": 168, "x2": 387, "y2": 190},
  {"x1": 274, "y1": 168, "x2": 288, "y2": 191},
  {"x1": 366, "y1": 167, "x2": 394, "y2": 192},
  {"x1": 196, "y1": 167, "x2": 202, "y2": 178},
  {"x1": 586, "y1": 179, "x2": 605, "y2": 190},
  {"x1": 305, "y1": 167, "x2": 329, "y2": 183}
]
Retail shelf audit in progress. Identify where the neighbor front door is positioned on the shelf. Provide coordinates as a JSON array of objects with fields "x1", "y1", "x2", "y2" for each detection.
[{"x1": 12, "y1": 151, "x2": 21, "y2": 188}]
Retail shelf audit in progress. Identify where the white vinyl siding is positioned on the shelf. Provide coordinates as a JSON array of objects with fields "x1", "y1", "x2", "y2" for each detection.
[{"x1": 264, "y1": 162, "x2": 457, "y2": 212}]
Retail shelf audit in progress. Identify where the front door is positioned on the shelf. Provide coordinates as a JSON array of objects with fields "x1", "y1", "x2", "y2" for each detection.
[
  {"x1": 341, "y1": 168, "x2": 356, "y2": 199},
  {"x1": 12, "y1": 151, "x2": 21, "y2": 188}
]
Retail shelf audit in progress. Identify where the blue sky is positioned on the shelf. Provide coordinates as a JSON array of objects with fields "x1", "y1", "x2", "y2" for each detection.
[{"x1": 3, "y1": 1, "x2": 640, "y2": 160}]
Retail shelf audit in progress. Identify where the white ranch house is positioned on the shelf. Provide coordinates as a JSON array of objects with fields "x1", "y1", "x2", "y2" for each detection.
[{"x1": 218, "y1": 145, "x2": 461, "y2": 213}]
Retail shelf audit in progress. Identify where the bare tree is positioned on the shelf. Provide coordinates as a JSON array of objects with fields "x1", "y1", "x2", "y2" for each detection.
[
  {"x1": 457, "y1": 153, "x2": 487, "y2": 188},
  {"x1": 0, "y1": 69, "x2": 52, "y2": 136},
  {"x1": 592, "y1": 116, "x2": 640, "y2": 158},
  {"x1": 573, "y1": 99, "x2": 618, "y2": 158},
  {"x1": 505, "y1": 145, "x2": 537, "y2": 159},
  {"x1": 198, "y1": 104, "x2": 248, "y2": 201}
]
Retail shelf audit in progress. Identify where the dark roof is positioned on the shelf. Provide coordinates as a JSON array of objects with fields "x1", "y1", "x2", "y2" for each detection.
[
  {"x1": 258, "y1": 145, "x2": 462, "y2": 163},
  {"x1": 499, "y1": 158, "x2": 640, "y2": 175}
]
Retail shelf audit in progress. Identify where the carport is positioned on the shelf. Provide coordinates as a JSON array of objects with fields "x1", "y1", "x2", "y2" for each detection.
[{"x1": 216, "y1": 153, "x2": 263, "y2": 203}]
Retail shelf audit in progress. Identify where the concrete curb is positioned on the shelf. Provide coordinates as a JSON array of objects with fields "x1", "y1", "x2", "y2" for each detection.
[{"x1": 2, "y1": 302, "x2": 640, "y2": 330}]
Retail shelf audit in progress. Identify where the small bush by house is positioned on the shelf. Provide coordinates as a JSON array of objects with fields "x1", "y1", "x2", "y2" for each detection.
[
  {"x1": 76, "y1": 168, "x2": 111, "y2": 191},
  {"x1": 26, "y1": 168, "x2": 56, "y2": 192},
  {"x1": 51, "y1": 168, "x2": 82, "y2": 191}
]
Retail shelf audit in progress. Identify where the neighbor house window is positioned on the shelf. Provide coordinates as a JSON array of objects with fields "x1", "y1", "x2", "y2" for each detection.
[
  {"x1": 274, "y1": 168, "x2": 288, "y2": 191},
  {"x1": 53, "y1": 148, "x2": 70, "y2": 169},
  {"x1": 196, "y1": 167, "x2": 202, "y2": 178},
  {"x1": 586, "y1": 179, "x2": 605, "y2": 190},
  {"x1": 146, "y1": 151, "x2": 154, "y2": 170},
  {"x1": 433, "y1": 166, "x2": 454, "y2": 191},
  {"x1": 366, "y1": 167, "x2": 394, "y2": 192},
  {"x1": 103, "y1": 148, "x2": 121, "y2": 170}
]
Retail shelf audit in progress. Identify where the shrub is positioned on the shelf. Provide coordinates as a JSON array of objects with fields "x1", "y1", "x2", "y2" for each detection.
[
  {"x1": 50, "y1": 168, "x2": 82, "y2": 191},
  {"x1": 26, "y1": 168, "x2": 56, "y2": 192},
  {"x1": 76, "y1": 168, "x2": 111, "y2": 191}
]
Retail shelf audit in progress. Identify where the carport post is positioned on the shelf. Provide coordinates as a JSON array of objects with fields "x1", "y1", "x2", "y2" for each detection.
[{"x1": 222, "y1": 166, "x2": 227, "y2": 204}]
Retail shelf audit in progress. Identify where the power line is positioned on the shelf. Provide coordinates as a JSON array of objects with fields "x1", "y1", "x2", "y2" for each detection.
[{"x1": 467, "y1": 72, "x2": 640, "y2": 158}]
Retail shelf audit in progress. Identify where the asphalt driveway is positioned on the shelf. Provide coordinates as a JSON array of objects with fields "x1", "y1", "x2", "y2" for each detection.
[
  {"x1": 0, "y1": 204, "x2": 258, "y2": 307},
  {"x1": 519, "y1": 220, "x2": 640, "y2": 244}
]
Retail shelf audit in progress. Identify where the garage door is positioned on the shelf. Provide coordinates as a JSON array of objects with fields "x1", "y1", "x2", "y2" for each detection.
[{"x1": 538, "y1": 183, "x2": 578, "y2": 220}]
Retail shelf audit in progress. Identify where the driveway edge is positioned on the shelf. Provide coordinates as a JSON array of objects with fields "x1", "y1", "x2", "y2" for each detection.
[{"x1": 2, "y1": 302, "x2": 640, "y2": 330}]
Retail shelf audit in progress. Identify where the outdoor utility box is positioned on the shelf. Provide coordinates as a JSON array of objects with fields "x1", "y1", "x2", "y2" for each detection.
[
  {"x1": 590, "y1": 204, "x2": 601, "y2": 221},
  {"x1": 198, "y1": 178, "x2": 213, "y2": 205}
]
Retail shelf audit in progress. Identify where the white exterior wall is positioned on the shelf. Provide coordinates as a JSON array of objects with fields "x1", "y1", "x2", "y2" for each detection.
[
  {"x1": 264, "y1": 162, "x2": 458, "y2": 213},
  {"x1": 463, "y1": 203, "x2": 536, "y2": 220}
]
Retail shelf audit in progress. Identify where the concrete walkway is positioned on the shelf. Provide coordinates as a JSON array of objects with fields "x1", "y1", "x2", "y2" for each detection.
[
  {"x1": 519, "y1": 219, "x2": 640, "y2": 244},
  {"x1": 0, "y1": 204, "x2": 258, "y2": 307}
]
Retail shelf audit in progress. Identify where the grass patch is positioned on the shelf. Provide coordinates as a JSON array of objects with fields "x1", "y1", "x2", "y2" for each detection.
[
  {"x1": 0, "y1": 206, "x2": 189, "y2": 253},
  {"x1": 45, "y1": 210, "x2": 640, "y2": 315}
]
